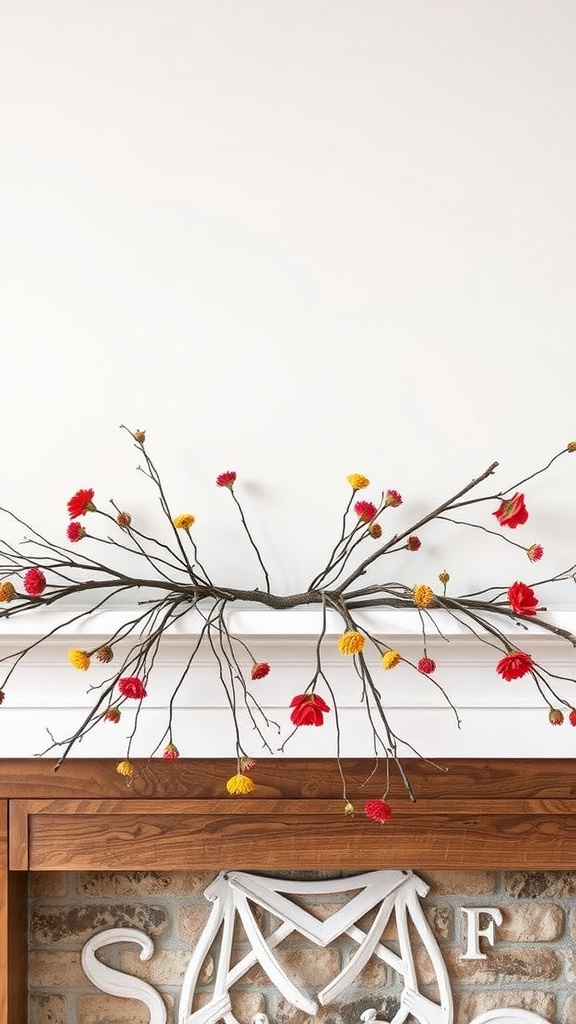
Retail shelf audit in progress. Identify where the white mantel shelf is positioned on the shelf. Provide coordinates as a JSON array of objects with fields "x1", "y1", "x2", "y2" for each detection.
[{"x1": 1, "y1": 606, "x2": 576, "y2": 761}]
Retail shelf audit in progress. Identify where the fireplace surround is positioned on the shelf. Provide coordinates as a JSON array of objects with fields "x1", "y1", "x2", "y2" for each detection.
[{"x1": 3, "y1": 756, "x2": 576, "y2": 1024}]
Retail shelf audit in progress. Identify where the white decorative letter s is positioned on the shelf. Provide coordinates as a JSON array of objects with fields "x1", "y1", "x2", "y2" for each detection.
[{"x1": 82, "y1": 927, "x2": 166, "y2": 1024}]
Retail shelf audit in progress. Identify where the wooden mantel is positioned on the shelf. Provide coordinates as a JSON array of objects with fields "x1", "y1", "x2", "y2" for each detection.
[{"x1": 2, "y1": 755, "x2": 576, "y2": 1023}]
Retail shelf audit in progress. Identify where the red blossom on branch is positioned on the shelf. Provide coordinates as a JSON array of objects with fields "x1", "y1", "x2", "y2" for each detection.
[
  {"x1": 23, "y1": 568, "x2": 46, "y2": 596},
  {"x1": 384, "y1": 489, "x2": 402, "y2": 508},
  {"x1": 507, "y1": 581, "x2": 539, "y2": 617},
  {"x1": 406, "y1": 536, "x2": 421, "y2": 551},
  {"x1": 216, "y1": 471, "x2": 237, "y2": 489},
  {"x1": 66, "y1": 522, "x2": 86, "y2": 542},
  {"x1": 289, "y1": 693, "x2": 330, "y2": 726},
  {"x1": 364, "y1": 799, "x2": 393, "y2": 823},
  {"x1": 354, "y1": 500, "x2": 378, "y2": 523},
  {"x1": 493, "y1": 492, "x2": 528, "y2": 529},
  {"x1": 549, "y1": 709, "x2": 564, "y2": 726},
  {"x1": 527, "y1": 544, "x2": 544, "y2": 562},
  {"x1": 417, "y1": 657, "x2": 436, "y2": 674},
  {"x1": 67, "y1": 488, "x2": 96, "y2": 519},
  {"x1": 118, "y1": 676, "x2": 147, "y2": 699},
  {"x1": 251, "y1": 662, "x2": 270, "y2": 680},
  {"x1": 496, "y1": 651, "x2": 533, "y2": 681}
]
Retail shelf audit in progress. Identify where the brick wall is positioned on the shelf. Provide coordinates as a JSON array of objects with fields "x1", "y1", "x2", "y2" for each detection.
[{"x1": 28, "y1": 870, "x2": 576, "y2": 1024}]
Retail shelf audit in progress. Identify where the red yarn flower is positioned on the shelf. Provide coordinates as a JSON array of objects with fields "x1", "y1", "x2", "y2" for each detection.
[
  {"x1": 354, "y1": 500, "x2": 377, "y2": 523},
  {"x1": 216, "y1": 471, "x2": 237, "y2": 489},
  {"x1": 67, "y1": 522, "x2": 86, "y2": 542},
  {"x1": 507, "y1": 581, "x2": 539, "y2": 617},
  {"x1": 290, "y1": 693, "x2": 330, "y2": 726},
  {"x1": 163, "y1": 743, "x2": 180, "y2": 759},
  {"x1": 67, "y1": 488, "x2": 95, "y2": 519},
  {"x1": 384, "y1": 489, "x2": 402, "y2": 508},
  {"x1": 251, "y1": 662, "x2": 270, "y2": 681},
  {"x1": 118, "y1": 676, "x2": 147, "y2": 699},
  {"x1": 493, "y1": 492, "x2": 528, "y2": 529},
  {"x1": 406, "y1": 536, "x2": 421, "y2": 551},
  {"x1": 23, "y1": 568, "x2": 46, "y2": 596},
  {"x1": 527, "y1": 544, "x2": 544, "y2": 562},
  {"x1": 364, "y1": 799, "x2": 393, "y2": 824},
  {"x1": 417, "y1": 657, "x2": 436, "y2": 674},
  {"x1": 496, "y1": 651, "x2": 533, "y2": 681}
]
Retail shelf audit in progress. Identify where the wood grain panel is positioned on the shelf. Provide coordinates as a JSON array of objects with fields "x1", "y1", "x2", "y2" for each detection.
[
  {"x1": 0, "y1": 801, "x2": 27, "y2": 1024},
  {"x1": 0, "y1": 757, "x2": 575, "y2": 800}
]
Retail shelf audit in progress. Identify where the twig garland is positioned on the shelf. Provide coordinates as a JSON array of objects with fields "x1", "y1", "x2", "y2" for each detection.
[{"x1": 1, "y1": 427, "x2": 575, "y2": 823}]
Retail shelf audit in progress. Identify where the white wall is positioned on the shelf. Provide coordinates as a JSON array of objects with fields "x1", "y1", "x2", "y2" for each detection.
[{"x1": 1, "y1": 2, "x2": 576, "y2": 758}]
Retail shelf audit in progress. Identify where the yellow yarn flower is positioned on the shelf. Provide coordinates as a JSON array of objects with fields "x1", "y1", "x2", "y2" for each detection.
[
  {"x1": 68, "y1": 649, "x2": 90, "y2": 671},
  {"x1": 347, "y1": 473, "x2": 370, "y2": 491},
  {"x1": 116, "y1": 760, "x2": 134, "y2": 777},
  {"x1": 413, "y1": 584, "x2": 434, "y2": 609},
  {"x1": 0, "y1": 581, "x2": 15, "y2": 602},
  {"x1": 226, "y1": 773, "x2": 256, "y2": 796},
  {"x1": 382, "y1": 650, "x2": 401, "y2": 670},
  {"x1": 173, "y1": 513, "x2": 195, "y2": 530},
  {"x1": 337, "y1": 630, "x2": 365, "y2": 655}
]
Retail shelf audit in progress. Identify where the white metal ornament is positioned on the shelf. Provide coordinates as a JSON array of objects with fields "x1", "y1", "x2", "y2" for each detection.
[
  {"x1": 178, "y1": 870, "x2": 451, "y2": 1024},
  {"x1": 80, "y1": 871, "x2": 554, "y2": 1024}
]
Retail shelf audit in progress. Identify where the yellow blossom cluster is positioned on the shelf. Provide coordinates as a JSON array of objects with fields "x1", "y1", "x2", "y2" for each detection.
[
  {"x1": 68, "y1": 649, "x2": 90, "y2": 671},
  {"x1": 337, "y1": 630, "x2": 365, "y2": 655},
  {"x1": 382, "y1": 650, "x2": 401, "y2": 670},
  {"x1": 347, "y1": 473, "x2": 370, "y2": 490},
  {"x1": 226, "y1": 773, "x2": 256, "y2": 795},
  {"x1": 173, "y1": 513, "x2": 195, "y2": 530},
  {"x1": 413, "y1": 584, "x2": 434, "y2": 609}
]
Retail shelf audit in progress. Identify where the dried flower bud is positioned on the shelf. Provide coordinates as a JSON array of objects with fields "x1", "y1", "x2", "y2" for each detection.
[
  {"x1": 240, "y1": 757, "x2": 257, "y2": 772},
  {"x1": 116, "y1": 511, "x2": 132, "y2": 528},
  {"x1": 0, "y1": 691, "x2": 5, "y2": 705},
  {"x1": 344, "y1": 801, "x2": 355, "y2": 816},
  {"x1": 133, "y1": 429, "x2": 146, "y2": 443},
  {"x1": 0, "y1": 581, "x2": 15, "y2": 603},
  {"x1": 163, "y1": 742, "x2": 180, "y2": 760},
  {"x1": 95, "y1": 646, "x2": 114, "y2": 664},
  {"x1": 549, "y1": 708, "x2": 564, "y2": 726},
  {"x1": 567, "y1": 441, "x2": 576, "y2": 453},
  {"x1": 116, "y1": 759, "x2": 134, "y2": 777},
  {"x1": 368, "y1": 522, "x2": 382, "y2": 539},
  {"x1": 438, "y1": 571, "x2": 450, "y2": 586},
  {"x1": 103, "y1": 707, "x2": 121, "y2": 723},
  {"x1": 570, "y1": 709, "x2": 576, "y2": 727},
  {"x1": 406, "y1": 536, "x2": 421, "y2": 551},
  {"x1": 527, "y1": 544, "x2": 544, "y2": 563}
]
